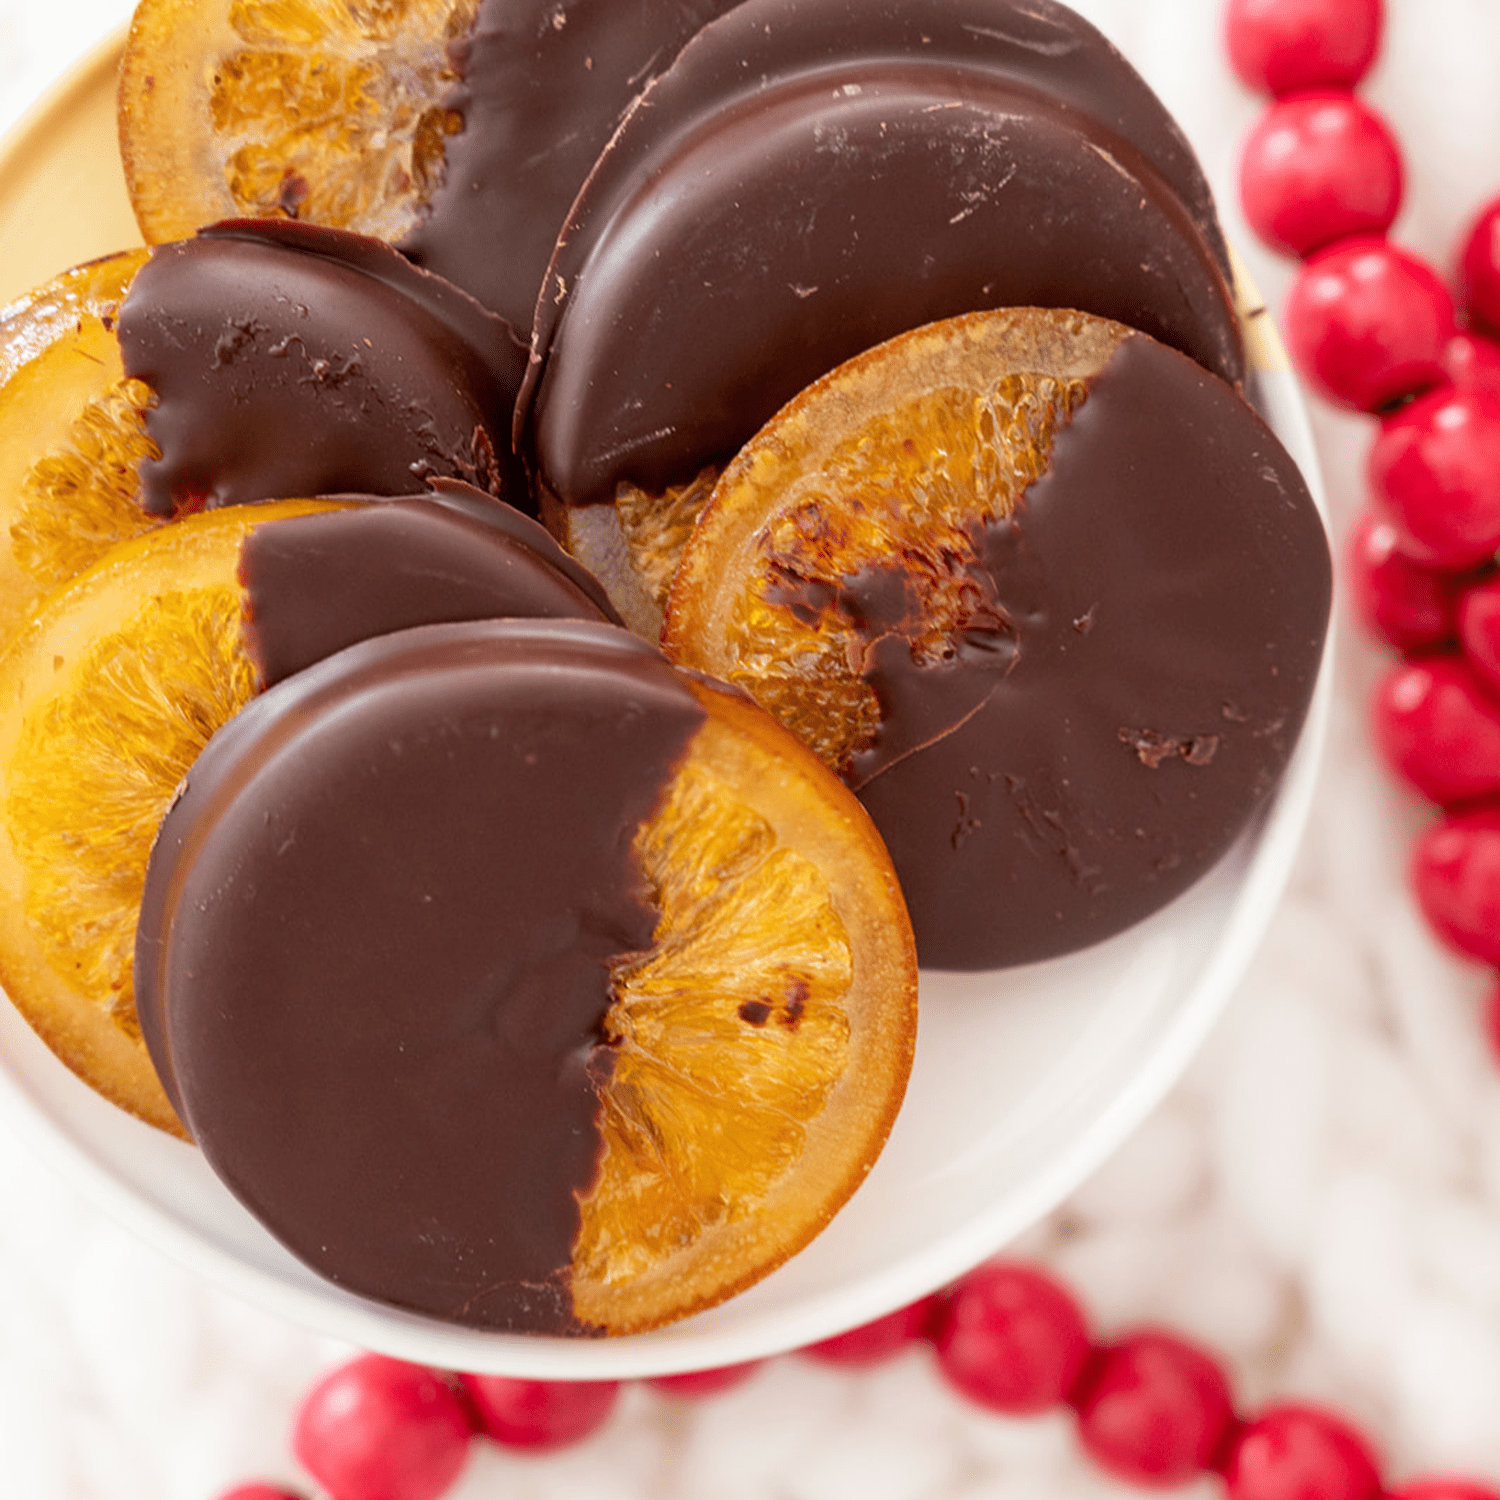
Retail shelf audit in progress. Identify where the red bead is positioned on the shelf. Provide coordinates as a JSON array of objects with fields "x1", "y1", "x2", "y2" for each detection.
[
  {"x1": 802, "y1": 1297, "x2": 937, "y2": 1366},
  {"x1": 1345, "y1": 511, "x2": 1463, "y2": 652},
  {"x1": 1460, "y1": 197, "x2": 1500, "y2": 338},
  {"x1": 1411, "y1": 807, "x2": 1500, "y2": 965},
  {"x1": 1239, "y1": 91, "x2": 1401, "y2": 258},
  {"x1": 1225, "y1": 0, "x2": 1382, "y2": 95},
  {"x1": 213, "y1": 1488, "x2": 305, "y2": 1500},
  {"x1": 1225, "y1": 1404, "x2": 1383, "y2": 1500},
  {"x1": 646, "y1": 1361, "x2": 764, "y2": 1399},
  {"x1": 457, "y1": 1375, "x2": 619, "y2": 1451},
  {"x1": 932, "y1": 1261, "x2": 1091, "y2": 1415},
  {"x1": 1370, "y1": 387, "x2": 1500, "y2": 569},
  {"x1": 1460, "y1": 577, "x2": 1500, "y2": 693},
  {"x1": 1394, "y1": 1478, "x2": 1500, "y2": 1500},
  {"x1": 1284, "y1": 239, "x2": 1455, "y2": 412},
  {"x1": 1444, "y1": 331, "x2": 1500, "y2": 402},
  {"x1": 1370, "y1": 656, "x2": 1500, "y2": 807},
  {"x1": 292, "y1": 1356, "x2": 471, "y2": 1500},
  {"x1": 1072, "y1": 1330, "x2": 1235, "y2": 1488}
]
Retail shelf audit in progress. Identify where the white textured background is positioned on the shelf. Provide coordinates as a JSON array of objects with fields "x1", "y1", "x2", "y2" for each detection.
[{"x1": 4, "y1": 2, "x2": 1500, "y2": 1497}]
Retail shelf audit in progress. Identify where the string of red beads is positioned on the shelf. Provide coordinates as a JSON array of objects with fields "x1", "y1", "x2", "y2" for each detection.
[
  {"x1": 212, "y1": 1260, "x2": 1500, "y2": 1500},
  {"x1": 1234, "y1": 0, "x2": 1500, "y2": 1035},
  {"x1": 207, "y1": 5, "x2": 1500, "y2": 1498}
]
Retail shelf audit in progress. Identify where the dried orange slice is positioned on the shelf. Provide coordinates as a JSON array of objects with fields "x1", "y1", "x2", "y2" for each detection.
[
  {"x1": 0, "y1": 250, "x2": 160, "y2": 650},
  {"x1": 0, "y1": 500, "x2": 341, "y2": 1134},
  {"x1": 119, "y1": 0, "x2": 476, "y2": 246},
  {"x1": 135, "y1": 618, "x2": 916, "y2": 1332}
]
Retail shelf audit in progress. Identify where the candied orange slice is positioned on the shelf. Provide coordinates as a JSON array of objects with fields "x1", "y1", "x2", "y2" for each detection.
[
  {"x1": 575, "y1": 672, "x2": 916, "y2": 1331},
  {"x1": 0, "y1": 250, "x2": 160, "y2": 650},
  {"x1": 137, "y1": 613, "x2": 915, "y2": 1330},
  {"x1": 0, "y1": 500, "x2": 340, "y2": 1133},
  {"x1": 661, "y1": 307, "x2": 1126, "y2": 775},
  {"x1": 119, "y1": 0, "x2": 477, "y2": 246}
]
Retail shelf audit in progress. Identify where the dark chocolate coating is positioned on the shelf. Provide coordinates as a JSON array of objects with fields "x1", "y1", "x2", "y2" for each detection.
[
  {"x1": 821, "y1": 335, "x2": 1328, "y2": 969},
  {"x1": 524, "y1": 0, "x2": 1243, "y2": 507},
  {"x1": 399, "y1": 0, "x2": 742, "y2": 331},
  {"x1": 136, "y1": 620, "x2": 706, "y2": 1333},
  {"x1": 240, "y1": 486, "x2": 619, "y2": 687},
  {"x1": 118, "y1": 221, "x2": 529, "y2": 518},
  {"x1": 529, "y1": 78, "x2": 1242, "y2": 508}
]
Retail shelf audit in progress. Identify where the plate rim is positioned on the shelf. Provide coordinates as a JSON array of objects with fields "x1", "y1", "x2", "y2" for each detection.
[{"x1": 0, "y1": 32, "x2": 1333, "y2": 1378}]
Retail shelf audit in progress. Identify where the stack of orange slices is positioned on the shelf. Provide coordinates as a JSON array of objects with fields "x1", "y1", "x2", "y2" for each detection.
[{"x1": 0, "y1": 0, "x2": 1331, "y2": 1336}]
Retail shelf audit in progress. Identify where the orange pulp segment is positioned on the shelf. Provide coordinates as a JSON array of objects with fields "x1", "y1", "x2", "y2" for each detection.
[
  {"x1": 119, "y1": 0, "x2": 478, "y2": 247},
  {"x1": 555, "y1": 466, "x2": 721, "y2": 641}
]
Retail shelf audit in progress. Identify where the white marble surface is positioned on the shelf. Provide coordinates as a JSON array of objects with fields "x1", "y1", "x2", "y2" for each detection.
[{"x1": 3, "y1": 1, "x2": 1500, "y2": 1496}]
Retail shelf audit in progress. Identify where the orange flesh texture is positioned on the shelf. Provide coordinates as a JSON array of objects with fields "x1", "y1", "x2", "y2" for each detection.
[
  {"x1": 120, "y1": 0, "x2": 478, "y2": 246},
  {"x1": 0, "y1": 250, "x2": 159, "y2": 652},
  {"x1": 661, "y1": 308, "x2": 1128, "y2": 778},
  {"x1": 614, "y1": 467, "x2": 721, "y2": 619},
  {"x1": 554, "y1": 467, "x2": 720, "y2": 644},
  {"x1": 0, "y1": 500, "x2": 343, "y2": 1134},
  {"x1": 574, "y1": 674, "x2": 917, "y2": 1333}
]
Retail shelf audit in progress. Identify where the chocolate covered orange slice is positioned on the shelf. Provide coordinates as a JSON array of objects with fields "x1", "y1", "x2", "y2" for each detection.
[
  {"x1": 135, "y1": 619, "x2": 917, "y2": 1334},
  {"x1": 663, "y1": 309, "x2": 1332, "y2": 969},
  {"x1": 0, "y1": 493, "x2": 614, "y2": 1132},
  {"x1": 524, "y1": 0, "x2": 1245, "y2": 544},
  {"x1": 0, "y1": 225, "x2": 526, "y2": 651}
]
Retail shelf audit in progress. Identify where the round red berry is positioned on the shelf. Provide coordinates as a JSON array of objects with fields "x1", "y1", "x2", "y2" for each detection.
[
  {"x1": 1225, "y1": 1404, "x2": 1382, "y2": 1500},
  {"x1": 213, "y1": 1487, "x2": 306, "y2": 1500},
  {"x1": 646, "y1": 1361, "x2": 765, "y2": 1399},
  {"x1": 1345, "y1": 511, "x2": 1463, "y2": 652},
  {"x1": 1445, "y1": 331, "x2": 1500, "y2": 402},
  {"x1": 1239, "y1": 92, "x2": 1401, "y2": 258},
  {"x1": 292, "y1": 1356, "x2": 471, "y2": 1500},
  {"x1": 1371, "y1": 656, "x2": 1500, "y2": 807},
  {"x1": 802, "y1": 1297, "x2": 937, "y2": 1366},
  {"x1": 1284, "y1": 238, "x2": 1454, "y2": 412},
  {"x1": 1395, "y1": 1478, "x2": 1500, "y2": 1500},
  {"x1": 932, "y1": 1261, "x2": 1091, "y2": 1415},
  {"x1": 1461, "y1": 198, "x2": 1500, "y2": 338},
  {"x1": 457, "y1": 1374, "x2": 618, "y2": 1450},
  {"x1": 1225, "y1": 0, "x2": 1382, "y2": 94},
  {"x1": 1072, "y1": 1330, "x2": 1235, "y2": 1488},
  {"x1": 1460, "y1": 577, "x2": 1500, "y2": 693},
  {"x1": 1369, "y1": 387, "x2": 1500, "y2": 569},
  {"x1": 1411, "y1": 807, "x2": 1500, "y2": 965}
]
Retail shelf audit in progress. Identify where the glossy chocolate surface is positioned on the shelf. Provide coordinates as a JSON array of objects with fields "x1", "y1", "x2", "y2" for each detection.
[
  {"x1": 400, "y1": 0, "x2": 740, "y2": 331},
  {"x1": 118, "y1": 221, "x2": 529, "y2": 518},
  {"x1": 240, "y1": 485, "x2": 618, "y2": 687},
  {"x1": 526, "y1": 0, "x2": 1243, "y2": 507},
  {"x1": 813, "y1": 335, "x2": 1329, "y2": 969},
  {"x1": 136, "y1": 620, "x2": 705, "y2": 1333}
]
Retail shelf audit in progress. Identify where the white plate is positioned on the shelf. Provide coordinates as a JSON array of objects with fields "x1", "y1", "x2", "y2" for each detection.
[{"x1": 0, "y1": 32, "x2": 1331, "y2": 1379}]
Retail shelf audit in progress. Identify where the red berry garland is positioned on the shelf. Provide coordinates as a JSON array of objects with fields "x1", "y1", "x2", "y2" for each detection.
[
  {"x1": 1233, "y1": 0, "x2": 1500, "y2": 1036},
  {"x1": 211, "y1": 1259, "x2": 1500, "y2": 1500}
]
